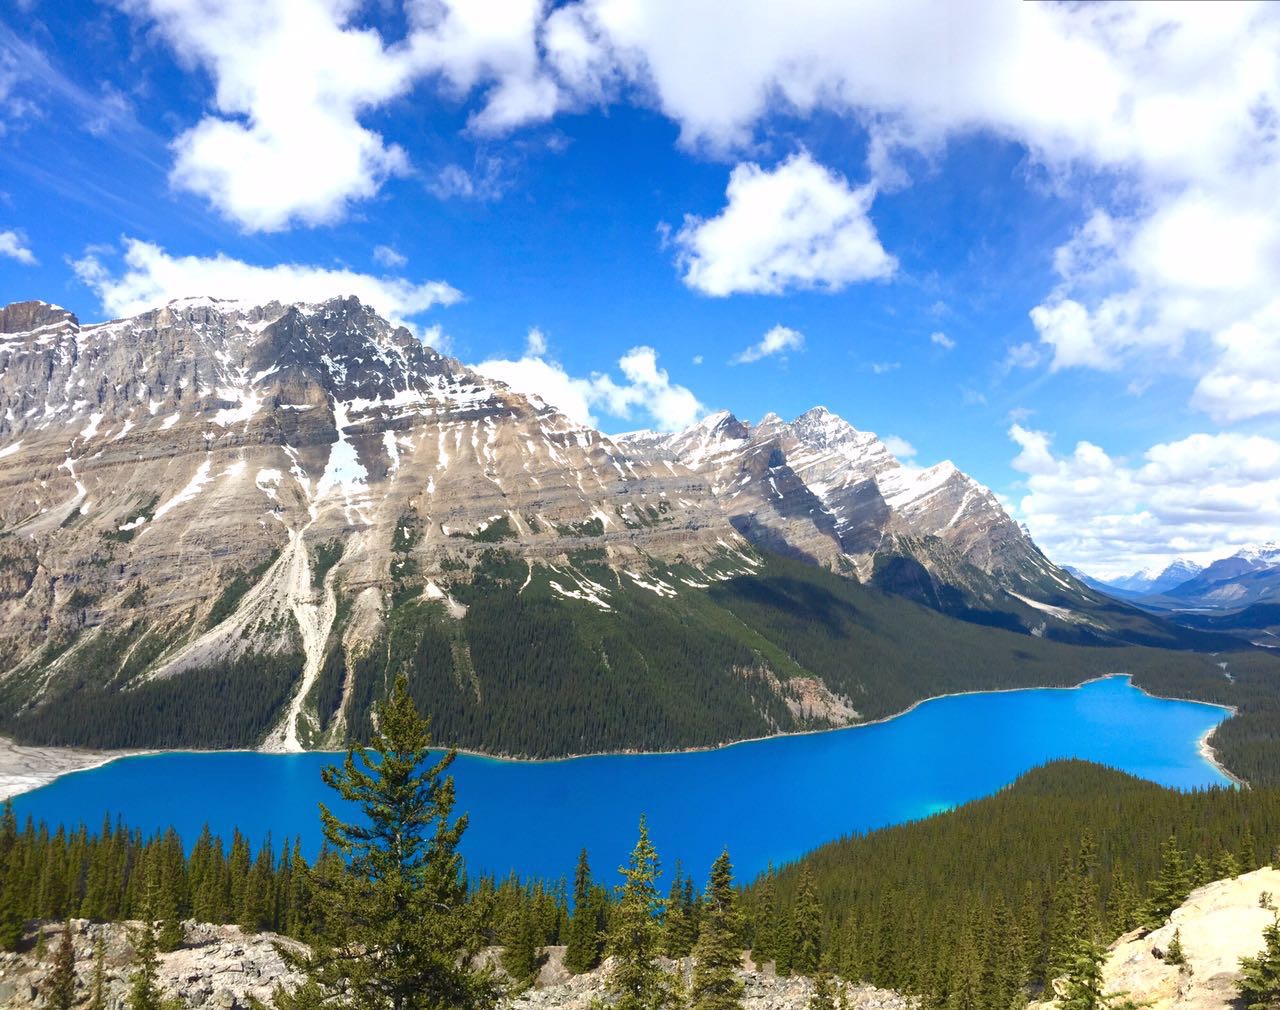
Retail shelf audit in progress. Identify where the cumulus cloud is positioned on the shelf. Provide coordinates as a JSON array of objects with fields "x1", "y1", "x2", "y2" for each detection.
[
  {"x1": 731, "y1": 324, "x2": 804, "y2": 365},
  {"x1": 929, "y1": 331, "x2": 954, "y2": 351},
  {"x1": 1008, "y1": 425, "x2": 1280, "y2": 577},
  {"x1": 0, "y1": 229, "x2": 36, "y2": 265},
  {"x1": 119, "y1": 0, "x2": 556, "y2": 230},
  {"x1": 674, "y1": 152, "x2": 895, "y2": 296},
  {"x1": 72, "y1": 239, "x2": 460, "y2": 328},
  {"x1": 474, "y1": 329, "x2": 704, "y2": 431}
]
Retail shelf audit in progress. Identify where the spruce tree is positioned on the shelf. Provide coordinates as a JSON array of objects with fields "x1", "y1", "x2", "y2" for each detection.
[
  {"x1": 127, "y1": 913, "x2": 164, "y2": 1010},
  {"x1": 751, "y1": 865, "x2": 777, "y2": 969},
  {"x1": 502, "y1": 902, "x2": 542, "y2": 988},
  {"x1": 1143, "y1": 836, "x2": 1191, "y2": 928},
  {"x1": 606, "y1": 817, "x2": 668, "y2": 1010},
  {"x1": 810, "y1": 966, "x2": 836, "y2": 1010},
  {"x1": 1237, "y1": 915, "x2": 1280, "y2": 1010},
  {"x1": 48, "y1": 919, "x2": 77, "y2": 1010},
  {"x1": 792, "y1": 868, "x2": 823, "y2": 976},
  {"x1": 88, "y1": 932, "x2": 108, "y2": 1010},
  {"x1": 690, "y1": 849, "x2": 743, "y2": 1010},
  {"x1": 278, "y1": 672, "x2": 496, "y2": 1010},
  {"x1": 564, "y1": 850, "x2": 603, "y2": 974},
  {"x1": 0, "y1": 853, "x2": 22, "y2": 952},
  {"x1": 665, "y1": 865, "x2": 697, "y2": 959},
  {"x1": 1057, "y1": 938, "x2": 1139, "y2": 1010},
  {"x1": 1165, "y1": 928, "x2": 1185, "y2": 967}
]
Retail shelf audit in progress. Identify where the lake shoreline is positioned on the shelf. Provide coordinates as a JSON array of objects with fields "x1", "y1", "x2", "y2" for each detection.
[{"x1": 0, "y1": 672, "x2": 1239, "y2": 801}]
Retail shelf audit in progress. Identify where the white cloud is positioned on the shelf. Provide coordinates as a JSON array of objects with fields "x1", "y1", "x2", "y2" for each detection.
[
  {"x1": 883, "y1": 435, "x2": 916, "y2": 460},
  {"x1": 427, "y1": 157, "x2": 507, "y2": 201},
  {"x1": 674, "y1": 152, "x2": 895, "y2": 296},
  {"x1": 119, "y1": 0, "x2": 558, "y2": 231},
  {"x1": 0, "y1": 229, "x2": 36, "y2": 265},
  {"x1": 474, "y1": 334, "x2": 704, "y2": 431},
  {"x1": 868, "y1": 361, "x2": 899, "y2": 375},
  {"x1": 373, "y1": 244, "x2": 408, "y2": 268},
  {"x1": 929, "y1": 331, "x2": 954, "y2": 351},
  {"x1": 731, "y1": 324, "x2": 804, "y2": 365},
  {"x1": 1008, "y1": 424, "x2": 1280, "y2": 577},
  {"x1": 72, "y1": 239, "x2": 461, "y2": 328}
]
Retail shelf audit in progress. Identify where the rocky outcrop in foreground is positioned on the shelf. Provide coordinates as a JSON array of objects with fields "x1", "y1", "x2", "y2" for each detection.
[
  {"x1": 1036, "y1": 865, "x2": 1280, "y2": 1010},
  {"x1": 0, "y1": 922, "x2": 909, "y2": 1010},
  {"x1": 0, "y1": 920, "x2": 303, "y2": 1009}
]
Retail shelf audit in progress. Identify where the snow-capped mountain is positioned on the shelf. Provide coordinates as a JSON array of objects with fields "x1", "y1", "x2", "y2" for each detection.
[
  {"x1": 1096, "y1": 559, "x2": 1206, "y2": 596},
  {"x1": 617, "y1": 406, "x2": 1079, "y2": 604},
  {"x1": 1156, "y1": 543, "x2": 1280, "y2": 610},
  {"x1": 0, "y1": 296, "x2": 1192, "y2": 754}
]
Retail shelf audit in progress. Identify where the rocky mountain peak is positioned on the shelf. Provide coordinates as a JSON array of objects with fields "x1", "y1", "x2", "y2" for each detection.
[{"x1": 0, "y1": 300, "x2": 78, "y2": 334}]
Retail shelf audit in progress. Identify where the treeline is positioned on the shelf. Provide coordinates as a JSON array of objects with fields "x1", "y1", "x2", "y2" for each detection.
[
  {"x1": 5, "y1": 759, "x2": 1279, "y2": 1005},
  {"x1": 7, "y1": 552, "x2": 1280, "y2": 791},
  {"x1": 745, "y1": 760, "x2": 1280, "y2": 1009}
]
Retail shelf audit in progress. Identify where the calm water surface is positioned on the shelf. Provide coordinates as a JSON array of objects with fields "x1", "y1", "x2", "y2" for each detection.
[{"x1": 12, "y1": 676, "x2": 1230, "y2": 884}]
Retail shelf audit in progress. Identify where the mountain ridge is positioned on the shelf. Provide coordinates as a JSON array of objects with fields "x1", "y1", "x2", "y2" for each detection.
[{"x1": 0, "y1": 295, "x2": 1244, "y2": 755}]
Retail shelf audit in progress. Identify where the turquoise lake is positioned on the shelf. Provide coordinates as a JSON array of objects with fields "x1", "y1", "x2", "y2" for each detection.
[{"x1": 11, "y1": 676, "x2": 1231, "y2": 885}]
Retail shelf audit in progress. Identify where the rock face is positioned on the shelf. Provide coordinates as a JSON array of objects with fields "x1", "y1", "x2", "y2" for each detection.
[
  {"x1": 0, "y1": 295, "x2": 1141, "y2": 753},
  {"x1": 1034, "y1": 866, "x2": 1280, "y2": 1010},
  {"x1": 0, "y1": 924, "x2": 910, "y2": 1010},
  {"x1": 616, "y1": 406, "x2": 1083, "y2": 600},
  {"x1": 0, "y1": 920, "x2": 305, "y2": 1010},
  {"x1": 0, "y1": 296, "x2": 747, "y2": 749}
]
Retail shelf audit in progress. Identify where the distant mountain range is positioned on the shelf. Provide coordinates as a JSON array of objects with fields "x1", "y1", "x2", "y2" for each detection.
[
  {"x1": 1073, "y1": 544, "x2": 1280, "y2": 642},
  {"x1": 0, "y1": 297, "x2": 1236, "y2": 755}
]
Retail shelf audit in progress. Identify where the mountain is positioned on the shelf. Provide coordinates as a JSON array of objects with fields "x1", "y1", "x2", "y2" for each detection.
[
  {"x1": 1073, "y1": 559, "x2": 1205, "y2": 597},
  {"x1": 0, "y1": 297, "x2": 1235, "y2": 755},
  {"x1": 615, "y1": 407, "x2": 1194, "y2": 639},
  {"x1": 1137, "y1": 543, "x2": 1280, "y2": 614}
]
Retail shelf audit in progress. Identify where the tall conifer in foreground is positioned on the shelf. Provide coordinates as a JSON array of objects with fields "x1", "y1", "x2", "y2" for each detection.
[
  {"x1": 565, "y1": 849, "x2": 604, "y2": 974},
  {"x1": 607, "y1": 817, "x2": 668, "y2": 1010},
  {"x1": 690, "y1": 849, "x2": 743, "y2": 1010},
  {"x1": 279, "y1": 672, "x2": 496, "y2": 1010}
]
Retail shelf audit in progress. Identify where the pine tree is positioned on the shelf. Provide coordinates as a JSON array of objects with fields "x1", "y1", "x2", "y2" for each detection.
[
  {"x1": 690, "y1": 849, "x2": 743, "y2": 1010},
  {"x1": 0, "y1": 854, "x2": 22, "y2": 952},
  {"x1": 1165, "y1": 928, "x2": 1185, "y2": 967},
  {"x1": 665, "y1": 864, "x2": 697, "y2": 959},
  {"x1": 277, "y1": 672, "x2": 497, "y2": 1010},
  {"x1": 751, "y1": 865, "x2": 777, "y2": 969},
  {"x1": 1241, "y1": 827, "x2": 1260, "y2": 873},
  {"x1": 1057, "y1": 938, "x2": 1139, "y2": 1010},
  {"x1": 810, "y1": 966, "x2": 836, "y2": 1010},
  {"x1": 564, "y1": 850, "x2": 604, "y2": 974},
  {"x1": 48, "y1": 920, "x2": 77, "y2": 1010},
  {"x1": 1237, "y1": 915, "x2": 1280, "y2": 1010},
  {"x1": 1143, "y1": 836, "x2": 1191, "y2": 928},
  {"x1": 606, "y1": 817, "x2": 668, "y2": 1010},
  {"x1": 792, "y1": 868, "x2": 823, "y2": 976},
  {"x1": 88, "y1": 932, "x2": 108, "y2": 1010},
  {"x1": 502, "y1": 902, "x2": 542, "y2": 988},
  {"x1": 127, "y1": 914, "x2": 164, "y2": 1010}
]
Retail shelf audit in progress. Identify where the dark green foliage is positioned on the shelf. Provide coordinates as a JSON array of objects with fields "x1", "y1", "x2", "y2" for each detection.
[
  {"x1": 89, "y1": 933, "x2": 107, "y2": 1010},
  {"x1": 665, "y1": 864, "x2": 698, "y2": 959},
  {"x1": 745, "y1": 761, "x2": 1280, "y2": 1000},
  {"x1": 1057, "y1": 939, "x2": 1139, "y2": 1010},
  {"x1": 453, "y1": 516, "x2": 517, "y2": 542},
  {"x1": 283, "y1": 673, "x2": 497, "y2": 1010},
  {"x1": 1237, "y1": 915, "x2": 1280, "y2": 1010},
  {"x1": 564, "y1": 849, "x2": 606, "y2": 974},
  {"x1": 690, "y1": 850, "x2": 744, "y2": 1010},
  {"x1": 1143, "y1": 835, "x2": 1192, "y2": 927},
  {"x1": 311, "y1": 541, "x2": 344, "y2": 588},
  {"x1": 207, "y1": 550, "x2": 281, "y2": 628},
  {"x1": 127, "y1": 913, "x2": 164, "y2": 1010},
  {"x1": 1165, "y1": 928, "x2": 1185, "y2": 967},
  {"x1": 3, "y1": 653, "x2": 302, "y2": 748},
  {"x1": 102, "y1": 496, "x2": 160, "y2": 543},
  {"x1": 48, "y1": 921, "x2": 76, "y2": 1010},
  {"x1": 607, "y1": 818, "x2": 668, "y2": 1010}
]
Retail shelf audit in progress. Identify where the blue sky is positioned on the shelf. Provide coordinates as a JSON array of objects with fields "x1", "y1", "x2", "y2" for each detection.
[{"x1": 2, "y1": 1, "x2": 1280, "y2": 577}]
